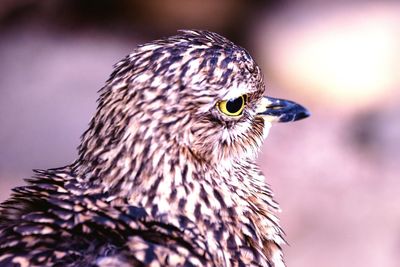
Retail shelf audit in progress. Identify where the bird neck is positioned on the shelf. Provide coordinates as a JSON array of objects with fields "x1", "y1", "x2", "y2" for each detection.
[
  {"x1": 76, "y1": 137, "x2": 267, "y2": 218},
  {"x1": 74, "y1": 140, "x2": 285, "y2": 265}
]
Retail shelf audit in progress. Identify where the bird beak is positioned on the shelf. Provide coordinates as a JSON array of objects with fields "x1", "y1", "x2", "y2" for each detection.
[{"x1": 256, "y1": 96, "x2": 310, "y2": 122}]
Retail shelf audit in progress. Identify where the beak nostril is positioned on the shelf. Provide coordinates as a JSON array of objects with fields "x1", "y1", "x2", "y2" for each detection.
[{"x1": 269, "y1": 105, "x2": 283, "y2": 110}]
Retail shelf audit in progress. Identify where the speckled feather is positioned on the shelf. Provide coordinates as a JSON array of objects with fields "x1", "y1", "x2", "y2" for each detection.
[{"x1": 0, "y1": 30, "x2": 286, "y2": 267}]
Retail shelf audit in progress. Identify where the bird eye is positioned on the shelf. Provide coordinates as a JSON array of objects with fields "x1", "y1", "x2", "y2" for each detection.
[{"x1": 217, "y1": 95, "x2": 247, "y2": 117}]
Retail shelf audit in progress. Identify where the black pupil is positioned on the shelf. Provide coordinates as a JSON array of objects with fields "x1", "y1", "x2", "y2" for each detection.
[{"x1": 226, "y1": 97, "x2": 243, "y2": 113}]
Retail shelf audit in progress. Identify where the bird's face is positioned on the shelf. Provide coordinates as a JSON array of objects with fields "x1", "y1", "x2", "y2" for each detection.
[
  {"x1": 183, "y1": 60, "x2": 309, "y2": 164},
  {"x1": 81, "y1": 31, "x2": 309, "y2": 170}
]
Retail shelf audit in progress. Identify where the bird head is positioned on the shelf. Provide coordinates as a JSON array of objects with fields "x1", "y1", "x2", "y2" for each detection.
[{"x1": 78, "y1": 30, "x2": 309, "y2": 174}]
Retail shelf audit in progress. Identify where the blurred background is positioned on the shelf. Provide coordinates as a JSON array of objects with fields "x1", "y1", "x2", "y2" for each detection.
[{"x1": 0, "y1": 1, "x2": 399, "y2": 266}]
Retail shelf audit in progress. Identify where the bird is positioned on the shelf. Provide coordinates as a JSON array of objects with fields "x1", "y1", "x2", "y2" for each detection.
[{"x1": 0, "y1": 30, "x2": 309, "y2": 267}]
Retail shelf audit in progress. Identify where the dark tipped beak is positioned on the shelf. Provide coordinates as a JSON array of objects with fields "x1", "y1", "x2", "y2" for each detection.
[{"x1": 256, "y1": 96, "x2": 310, "y2": 123}]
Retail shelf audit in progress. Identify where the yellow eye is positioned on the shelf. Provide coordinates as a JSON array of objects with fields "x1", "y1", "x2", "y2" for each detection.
[{"x1": 217, "y1": 95, "x2": 247, "y2": 117}]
